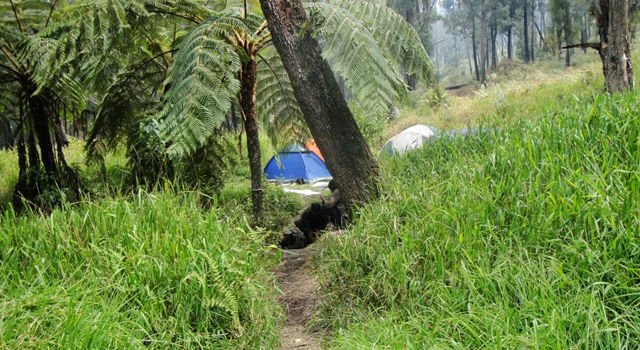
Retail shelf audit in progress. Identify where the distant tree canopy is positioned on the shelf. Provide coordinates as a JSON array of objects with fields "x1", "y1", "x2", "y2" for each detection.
[{"x1": 439, "y1": 0, "x2": 635, "y2": 90}]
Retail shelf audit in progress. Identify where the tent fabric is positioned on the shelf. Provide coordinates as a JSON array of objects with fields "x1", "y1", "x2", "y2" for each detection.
[
  {"x1": 379, "y1": 124, "x2": 437, "y2": 156},
  {"x1": 264, "y1": 145, "x2": 332, "y2": 182},
  {"x1": 305, "y1": 140, "x2": 325, "y2": 161}
]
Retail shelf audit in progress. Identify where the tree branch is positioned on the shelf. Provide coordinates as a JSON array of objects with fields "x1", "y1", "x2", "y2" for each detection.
[
  {"x1": 132, "y1": 49, "x2": 179, "y2": 72},
  {"x1": 45, "y1": 0, "x2": 59, "y2": 28},
  {"x1": 562, "y1": 42, "x2": 601, "y2": 51},
  {"x1": 9, "y1": 0, "x2": 24, "y2": 33},
  {"x1": 146, "y1": 9, "x2": 201, "y2": 24},
  {"x1": 0, "y1": 62, "x2": 21, "y2": 78},
  {"x1": 256, "y1": 52, "x2": 286, "y2": 94},
  {"x1": 1, "y1": 46, "x2": 24, "y2": 74}
]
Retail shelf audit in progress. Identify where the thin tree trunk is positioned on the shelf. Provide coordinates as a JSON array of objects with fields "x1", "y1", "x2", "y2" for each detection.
[
  {"x1": 466, "y1": 39, "x2": 474, "y2": 78},
  {"x1": 530, "y1": 1, "x2": 536, "y2": 62},
  {"x1": 239, "y1": 58, "x2": 264, "y2": 226},
  {"x1": 507, "y1": 27, "x2": 513, "y2": 60},
  {"x1": 508, "y1": 0, "x2": 516, "y2": 60},
  {"x1": 524, "y1": 0, "x2": 530, "y2": 62},
  {"x1": 259, "y1": 0, "x2": 379, "y2": 208},
  {"x1": 480, "y1": 11, "x2": 488, "y2": 84},
  {"x1": 540, "y1": 0, "x2": 547, "y2": 46},
  {"x1": 491, "y1": 7, "x2": 498, "y2": 69},
  {"x1": 564, "y1": 1, "x2": 572, "y2": 67},
  {"x1": 472, "y1": 17, "x2": 481, "y2": 81}
]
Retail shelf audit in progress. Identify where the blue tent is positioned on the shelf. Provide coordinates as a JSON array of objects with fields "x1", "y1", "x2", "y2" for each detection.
[{"x1": 264, "y1": 145, "x2": 332, "y2": 182}]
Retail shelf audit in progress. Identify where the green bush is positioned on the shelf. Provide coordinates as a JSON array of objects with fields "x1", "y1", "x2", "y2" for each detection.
[
  {"x1": 0, "y1": 191, "x2": 282, "y2": 349},
  {"x1": 317, "y1": 94, "x2": 640, "y2": 349},
  {"x1": 217, "y1": 183, "x2": 304, "y2": 243}
]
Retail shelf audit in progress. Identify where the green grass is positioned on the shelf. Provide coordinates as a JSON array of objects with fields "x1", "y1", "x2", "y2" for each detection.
[
  {"x1": 316, "y1": 93, "x2": 640, "y2": 349},
  {"x1": 0, "y1": 148, "x2": 17, "y2": 207},
  {"x1": 0, "y1": 190, "x2": 283, "y2": 349},
  {"x1": 383, "y1": 51, "x2": 605, "y2": 145}
]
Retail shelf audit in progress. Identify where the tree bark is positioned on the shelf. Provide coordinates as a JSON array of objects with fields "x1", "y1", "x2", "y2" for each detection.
[
  {"x1": 507, "y1": 27, "x2": 513, "y2": 60},
  {"x1": 479, "y1": 10, "x2": 488, "y2": 84},
  {"x1": 524, "y1": 0, "x2": 530, "y2": 62},
  {"x1": 27, "y1": 88, "x2": 57, "y2": 173},
  {"x1": 491, "y1": 5, "x2": 498, "y2": 70},
  {"x1": 508, "y1": 0, "x2": 516, "y2": 61},
  {"x1": 530, "y1": 1, "x2": 536, "y2": 61},
  {"x1": 259, "y1": 0, "x2": 379, "y2": 208},
  {"x1": 472, "y1": 17, "x2": 481, "y2": 81},
  {"x1": 593, "y1": 0, "x2": 633, "y2": 93},
  {"x1": 563, "y1": 1, "x2": 572, "y2": 66},
  {"x1": 239, "y1": 58, "x2": 264, "y2": 227}
]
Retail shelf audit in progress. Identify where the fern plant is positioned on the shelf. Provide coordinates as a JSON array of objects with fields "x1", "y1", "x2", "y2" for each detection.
[
  {"x1": 153, "y1": 0, "x2": 433, "y2": 225},
  {"x1": 75, "y1": 0, "x2": 433, "y2": 224},
  {"x1": 0, "y1": 0, "x2": 94, "y2": 207}
]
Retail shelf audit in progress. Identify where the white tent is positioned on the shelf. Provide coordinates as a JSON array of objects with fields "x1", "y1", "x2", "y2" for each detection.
[{"x1": 379, "y1": 124, "x2": 437, "y2": 156}]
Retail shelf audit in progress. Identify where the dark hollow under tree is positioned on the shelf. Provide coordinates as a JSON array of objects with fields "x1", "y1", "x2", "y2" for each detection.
[{"x1": 258, "y1": 0, "x2": 380, "y2": 210}]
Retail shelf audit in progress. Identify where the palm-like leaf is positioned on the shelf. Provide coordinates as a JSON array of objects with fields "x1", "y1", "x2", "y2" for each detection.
[
  {"x1": 256, "y1": 49, "x2": 309, "y2": 149},
  {"x1": 156, "y1": 14, "x2": 246, "y2": 156},
  {"x1": 304, "y1": 0, "x2": 433, "y2": 119}
]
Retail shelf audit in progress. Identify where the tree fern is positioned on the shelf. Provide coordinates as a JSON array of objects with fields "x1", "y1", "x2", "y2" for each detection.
[
  {"x1": 156, "y1": 14, "x2": 247, "y2": 156},
  {"x1": 323, "y1": 0, "x2": 433, "y2": 83},
  {"x1": 305, "y1": 0, "x2": 434, "y2": 119},
  {"x1": 256, "y1": 49, "x2": 309, "y2": 149}
]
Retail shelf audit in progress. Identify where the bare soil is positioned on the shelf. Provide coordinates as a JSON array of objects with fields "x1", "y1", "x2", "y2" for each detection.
[{"x1": 276, "y1": 246, "x2": 322, "y2": 350}]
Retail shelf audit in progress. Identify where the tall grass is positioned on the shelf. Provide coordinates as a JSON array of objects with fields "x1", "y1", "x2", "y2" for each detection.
[
  {"x1": 317, "y1": 93, "x2": 640, "y2": 348},
  {"x1": 0, "y1": 191, "x2": 283, "y2": 348},
  {"x1": 384, "y1": 52, "x2": 604, "y2": 143}
]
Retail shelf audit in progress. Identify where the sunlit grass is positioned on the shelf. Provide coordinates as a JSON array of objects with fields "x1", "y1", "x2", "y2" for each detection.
[
  {"x1": 317, "y1": 93, "x2": 640, "y2": 349},
  {"x1": 383, "y1": 51, "x2": 604, "y2": 143},
  {"x1": 0, "y1": 190, "x2": 283, "y2": 348}
]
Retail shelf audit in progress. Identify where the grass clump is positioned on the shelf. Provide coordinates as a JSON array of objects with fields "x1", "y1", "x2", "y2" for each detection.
[
  {"x1": 0, "y1": 191, "x2": 282, "y2": 349},
  {"x1": 317, "y1": 93, "x2": 640, "y2": 349}
]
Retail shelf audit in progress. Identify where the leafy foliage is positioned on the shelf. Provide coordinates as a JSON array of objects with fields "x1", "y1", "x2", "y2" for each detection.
[
  {"x1": 307, "y1": 0, "x2": 434, "y2": 117},
  {"x1": 157, "y1": 14, "x2": 244, "y2": 156}
]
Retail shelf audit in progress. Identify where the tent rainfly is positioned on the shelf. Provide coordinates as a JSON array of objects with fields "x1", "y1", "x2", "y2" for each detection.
[
  {"x1": 379, "y1": 124, "x2": 437, "y2": 156},
  {"x1": 264, "y1": 144, "x2": 332, "y2": 183}
]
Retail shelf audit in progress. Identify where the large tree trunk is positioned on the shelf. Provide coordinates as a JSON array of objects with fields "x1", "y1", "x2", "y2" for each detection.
[
  {"x1": 594, "y1": 0, "x2": 633, "y2": 93},
  {"x1": 239, "y1": 58, "x2": 264, "y2": 227},
  {"x1": 259, "y1": 0, "x2": 379, "y2": 208}
]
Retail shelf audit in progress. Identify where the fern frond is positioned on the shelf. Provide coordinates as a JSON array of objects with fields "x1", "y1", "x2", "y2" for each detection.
[
  {"x1": 156, "y1": 15, "x2": 246, "y2": 157},
  {"x1": 304, "y1": 2, "x2": 405, "y2": 118},
  {"x1": 320, "y1": 0, "x2": 433, "y2": 83},
  {"x1": 256, "y1": 50, "x2": 309, "y2": 149},
  {"x1": 87, "y1": 67, "x2": 161, "y2": 160},
  {"x1": 304, "y1": 1, "x2": 434, "y2": 118}
]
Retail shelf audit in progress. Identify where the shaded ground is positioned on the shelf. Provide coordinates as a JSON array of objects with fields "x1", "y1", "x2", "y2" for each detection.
[{"x1": 276, "y1": 247, "x2": 322, "y2": 350}]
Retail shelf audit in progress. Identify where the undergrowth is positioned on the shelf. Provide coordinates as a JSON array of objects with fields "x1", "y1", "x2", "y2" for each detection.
[
  {"x1": 317, "y1": 93, "x2": 640, "y2": 349},
  {"x1": 0, "y1": 191, "x2": 283, "y2": 349}
]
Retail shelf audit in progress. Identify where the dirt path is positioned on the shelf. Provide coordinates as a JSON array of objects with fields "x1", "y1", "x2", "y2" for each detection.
[{"x1": 276, "y1": 246, "x2": 322, "y2": 350}]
